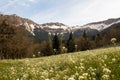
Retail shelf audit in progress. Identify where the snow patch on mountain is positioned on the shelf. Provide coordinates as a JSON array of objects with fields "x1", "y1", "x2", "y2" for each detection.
[
  {"x1": 43, "y1": 25, "x2": 68, "y2": 30},
  {"x1": 24, "y1": 22, "x2": 36, "y2": 36},
  {"x1": 80, "y1": 19, "x2": 120, "y2": 31}
]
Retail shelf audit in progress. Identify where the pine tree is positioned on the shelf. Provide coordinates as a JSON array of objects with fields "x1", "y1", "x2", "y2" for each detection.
[
  {"x1": 52, "y1": 34, "x2": 60, "y2": 54},
  {"x1": 80, "y1": 30, "x2": 90, "y2": 50},
  {"x1": 67, "y1": 32, "x2": 75, "y2": 52}
]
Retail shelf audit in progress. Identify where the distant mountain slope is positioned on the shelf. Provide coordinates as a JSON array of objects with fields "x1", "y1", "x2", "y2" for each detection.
[
  {"x1": 74, "y1": 18, "x2": 120, "y2": 31},
  {"x1": 0, "y1": 13, "x2": 120, "y2": 41},
  {"x1": 0, "y1": 14, "x2": 41, "y2": 35}
]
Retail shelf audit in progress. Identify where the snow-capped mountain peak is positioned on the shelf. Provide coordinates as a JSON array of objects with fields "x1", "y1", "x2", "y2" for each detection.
[{"x1": 76, "y1": 18, "x2": 120, "y2": 31}]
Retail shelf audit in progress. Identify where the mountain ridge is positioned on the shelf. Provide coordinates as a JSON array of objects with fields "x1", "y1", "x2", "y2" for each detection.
[{"x1": 0, "y1": 13, "x2": 120, "y2": 41}]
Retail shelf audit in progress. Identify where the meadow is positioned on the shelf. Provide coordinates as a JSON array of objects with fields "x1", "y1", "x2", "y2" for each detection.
[{"x1": 0, "y1": 46, "x2": 120, "y2": 80}]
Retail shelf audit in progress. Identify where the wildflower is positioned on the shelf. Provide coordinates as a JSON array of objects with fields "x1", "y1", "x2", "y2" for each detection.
[
  {"x1": 102, "y1": 74, "x2": 109, "y2": 80},
  {"x1": 80, "y1": 59, "x2": 84, "y2": 62},
  {"x1": 10, "y1": 67, "x2": 14, "y2": 70},
  {"x1": 112, "y1": 58, "x2": 116, "y2": 62},
  {"x1": 68, "y1": 77, "x2": 75, "y2": 80},
  {"x1": 111, "y1": 38, "x2": 117, "y2": 45},
  {"x1": 82, "y1": 73, "x2": 88, "y2": 77},
  {"x1": 79, "y1": 76, "x2": 84, "y2": 80},
  {"x1": 45, "y1": 78, "x2": 50, "y2": 80},
  {"x1": 63, "y1": 75, "x2": 68, "y2": 80},
  {"x1": 91, "y1": 72, "x2": 96, "y2": 76},
  {"x1": 33, "y1": 54, "x2": 35, "y2": 58},
  {"x1": 48, "y1": 32, "x2": 51, "y2": 36},
  {"x1": 75, "y1": 72, "x2": 79, "y2": 76},
  {"x1": 23, "y1": 73, "x2": 29, "y2": 78},
  {"x1": 93, "y1": 78, "x2": 96, "y2": 80},
  {"x1": 104, "y1": 55, "x2": 107, "y2": 59},
  {"x1": 80, "y1": 63, "x2": 84, "y2": 66},
  {"x1": 75, "y1": 66, "x2": 78, "y2": 69},
  {"x1": 103, "y1": 68, "x2": 111, "y2": 74},
  {"x1": 16, "y1": 78, "x2": 19, "y2": 80},
  {"x1": 79, "y1": 66, "x2": 84, "y2": 70}
]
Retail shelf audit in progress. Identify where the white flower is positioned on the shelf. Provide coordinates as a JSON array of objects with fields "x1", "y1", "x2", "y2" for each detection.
[
  {"x1": 93, "y1": 78, "x2": 96, "y2": 80},
  {"x1": 68, "y1": 77, "x2": 75, "y2": 80},
  {"x1": 33, "y1": 54, "x2": 35, "y2": 57},
  {"x1": 104, "y1": 55, "x2": 107, "y2": 59},
  {"x1": 82, "y1": 73, "x2": 88, "y2": 77},
  {"x1": 112, "y1": 58, "x2": 116, "y2": 62},
  {"x1": 79, "y1": 76, "x2": 84, "y2": 80},
  {"x1": 103, "y1": 68, "x2": 111, "y2": 74},
  {"x1": 102, "y1": 74, "x2": 109, "y2": 79},
  {"x1": 48, "y1": 32, "x2": 51, "y2": 36},
  {"x1": 23, "y1": 73, "x2": 29, "y2": 78},
  {"x1": 111, "y1": 38, "x2": 117, "y2": 44},
  {"x1": 45, "y1": 78, "x2": 50, "y2": 80},
  {"x1": 16, "y1": 78, "x2": 19, "y2": 80},
  {"x1": 75, "y1": 72, "x2": 79, "y2": 76}
]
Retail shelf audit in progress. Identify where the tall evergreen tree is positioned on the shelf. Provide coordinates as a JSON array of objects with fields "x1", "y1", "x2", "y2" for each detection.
[
  {"x1": 80, "y1": 30, "x2": 90, "y2": 50},
  {"x1": 52, "y1": 34, "x2": 60, "y2": 54},
  {"x1": 67, "y1": 32, "x2": 75, "y2": 52}
]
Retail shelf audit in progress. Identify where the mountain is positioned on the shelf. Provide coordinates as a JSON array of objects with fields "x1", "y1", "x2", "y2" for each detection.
[
  {"x1": 41, "y1": 22, "x2": 71, "y2": 33},
  {"x1": 75, "y1": 18, "x2": 120, "y2": 31},
  {"x1": 0, "y1": 14, "x2": 120, "y2": 41},
  {"x1": 0, "y1": 14, "x2": 41, "y2": 36}
]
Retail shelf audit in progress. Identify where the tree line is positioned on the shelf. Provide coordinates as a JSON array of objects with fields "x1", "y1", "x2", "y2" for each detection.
[{"x1": 0, "y1": 20, "x2": 120, "y2": 59}]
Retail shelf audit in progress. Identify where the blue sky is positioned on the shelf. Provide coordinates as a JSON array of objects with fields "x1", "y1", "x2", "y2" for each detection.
[{"x1": 0, "y1": 0, "x2": 120, "y2": 25}]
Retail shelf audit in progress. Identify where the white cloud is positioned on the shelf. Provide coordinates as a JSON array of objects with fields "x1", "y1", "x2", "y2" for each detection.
[
  {"x1": 29, "y1": 0, "x2": 35, "y2": 2},
  {"x1": 1, "y1": 0, "x2": 120, "y2": 26},
  {"x1": 34, "y1": 0, "x2": 120, "y2": 25}
]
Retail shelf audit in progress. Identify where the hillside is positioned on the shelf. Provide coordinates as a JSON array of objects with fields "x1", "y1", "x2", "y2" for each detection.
[
  {"x1": 0, "y1": 14, "x2": 120, "y2": 41},
  {"x1": 0, "y1": 46, "x2": 120, "y2": 80}
]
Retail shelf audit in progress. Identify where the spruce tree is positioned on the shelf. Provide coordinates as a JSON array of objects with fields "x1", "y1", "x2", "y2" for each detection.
[
  {"x1": 52, "y1": 34, "x2": 60, "y2": 54},
  {"x1": 80, "y1": 30, "x2": 90, "y2": 50},
  {"x1": 67, "y1": 32, "x2": 75, "y2": 52}
]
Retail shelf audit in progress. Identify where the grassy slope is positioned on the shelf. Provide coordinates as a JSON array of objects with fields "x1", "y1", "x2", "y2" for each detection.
[{"x1": 0, "y1": 46, "x2": 120, "y2": 80}]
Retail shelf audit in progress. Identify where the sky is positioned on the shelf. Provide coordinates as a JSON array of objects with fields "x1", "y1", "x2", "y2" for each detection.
[{"x1": 0, "y1": 0, "x2": 120, "y2": 26}]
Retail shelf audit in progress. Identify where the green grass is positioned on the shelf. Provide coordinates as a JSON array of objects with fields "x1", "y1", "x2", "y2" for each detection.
[{"x1": 0, "y1": 46, "x2": 120, "y2": 80}]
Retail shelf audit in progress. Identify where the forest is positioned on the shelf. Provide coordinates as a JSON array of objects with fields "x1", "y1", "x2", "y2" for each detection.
[{"x1": 0, "y1": 20, "x2": 120, "y2": 59}]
